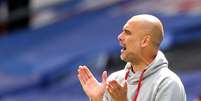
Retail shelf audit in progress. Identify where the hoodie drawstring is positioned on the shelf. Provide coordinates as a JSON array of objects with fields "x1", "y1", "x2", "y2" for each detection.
[{"x1": 125, "y1": 67, "x2": 146, "y2": 101}]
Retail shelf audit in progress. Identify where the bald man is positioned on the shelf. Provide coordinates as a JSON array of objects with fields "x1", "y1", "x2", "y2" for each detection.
[{"x1": 77, "y1": 14, "x2": 186, "y2": 101}]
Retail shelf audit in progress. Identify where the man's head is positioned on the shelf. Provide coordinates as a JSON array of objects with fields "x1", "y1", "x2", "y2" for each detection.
[{"x1": 118, "y1": 14, "x2": 164, "y2": 64}]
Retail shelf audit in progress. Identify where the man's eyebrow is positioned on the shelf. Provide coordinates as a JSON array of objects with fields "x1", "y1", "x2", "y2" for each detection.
[{"x1": 124, "y1": 29, "x2": 131, "y2": 34}]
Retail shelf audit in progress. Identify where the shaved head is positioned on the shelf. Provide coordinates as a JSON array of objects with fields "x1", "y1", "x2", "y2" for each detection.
[{"x1": 127, "y1": 14, "x2": 164, "y2": 49}]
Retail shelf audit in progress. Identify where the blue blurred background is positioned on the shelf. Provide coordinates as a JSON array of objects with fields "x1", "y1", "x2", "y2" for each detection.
[{"x1": 0, "y1": 0, "x2": 201, "y2": 101}]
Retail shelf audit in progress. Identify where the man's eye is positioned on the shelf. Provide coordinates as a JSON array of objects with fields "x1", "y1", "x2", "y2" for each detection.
[{"x1": 125, "y1": 31, "x2": 131, "y2": 35}]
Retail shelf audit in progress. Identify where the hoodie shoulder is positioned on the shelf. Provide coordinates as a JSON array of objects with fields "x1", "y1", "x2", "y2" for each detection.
[
  {"x1": 155, "y1": 68, "x2": 186, "y2": 101},
  {"x1": 158, "y1": 67, "x2": 182, "y2": 81}
]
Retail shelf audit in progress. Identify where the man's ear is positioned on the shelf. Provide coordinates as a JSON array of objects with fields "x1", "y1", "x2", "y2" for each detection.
[{"x1": 141, "y1": 35, "x2": 151, "y2": 48}]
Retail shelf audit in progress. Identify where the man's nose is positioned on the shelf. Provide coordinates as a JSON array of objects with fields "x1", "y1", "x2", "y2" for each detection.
[{"x1": 118, "y1": 33, "x2": 123, "y2": 42}]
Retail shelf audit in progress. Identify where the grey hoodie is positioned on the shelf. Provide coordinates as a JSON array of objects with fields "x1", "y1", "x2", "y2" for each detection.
[{"x1": 103, "y1": 51, "x2": 186, "y2": 101}]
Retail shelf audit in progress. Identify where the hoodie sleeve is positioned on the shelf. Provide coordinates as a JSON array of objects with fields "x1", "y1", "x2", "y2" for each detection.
[{"x1": 155, "y1": 77, "x2": 186, "y2": 101}]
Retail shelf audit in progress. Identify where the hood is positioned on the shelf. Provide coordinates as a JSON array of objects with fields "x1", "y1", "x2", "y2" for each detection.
[{"x1": 124, "y1": 50, "x2": 168, "y2": 84}]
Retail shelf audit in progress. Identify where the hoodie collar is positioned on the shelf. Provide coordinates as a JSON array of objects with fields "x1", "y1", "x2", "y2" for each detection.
[{"x1": 124, "y1": 50, "x2": 168, "y2": 83}]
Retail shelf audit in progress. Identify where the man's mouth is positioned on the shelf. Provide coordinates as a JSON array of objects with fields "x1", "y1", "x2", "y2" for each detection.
[{"x1": 121, "y1": 46, "x2": 126, "y2": 53}]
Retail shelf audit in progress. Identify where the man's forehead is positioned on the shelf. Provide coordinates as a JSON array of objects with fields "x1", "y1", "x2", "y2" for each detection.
[
  {"x1": 123, "y1": 23, "x2": 128, "y2": 29},
  {"x1": 123, "y1": 20, "x2": 135, "y2": 30}
]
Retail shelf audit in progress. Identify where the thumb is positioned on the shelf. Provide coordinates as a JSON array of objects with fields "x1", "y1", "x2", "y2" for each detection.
[{"x1": 101, "y1": 71, "x2": 108, "y2": 84}]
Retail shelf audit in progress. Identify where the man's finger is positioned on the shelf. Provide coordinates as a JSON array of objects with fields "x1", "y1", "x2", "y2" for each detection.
[
  {"x1": 83, "y1": 65, "x2": 93, "y2": 79},
  {"x1": 110, "y1": 80, "x2": 121, "y2": 91},
  {"x1": 77, "y1": 74, "x2": 85, "y2": 86},
  {"x1": 107, "y1": 84, "x2": 115, "y2": 98},
  {"x1": 123, "y1": 80, "x2": 128, "y2": 90},
  {"x1": 78, "y1": 66, "x2": 88, "y2": 84}
]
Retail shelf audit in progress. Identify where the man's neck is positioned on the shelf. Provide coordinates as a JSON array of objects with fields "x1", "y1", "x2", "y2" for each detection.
[
  {"x1": 131, "y1": 54, "x2": 156, "y2": 72},
  {"x1": 131, "y1": 63, "x2": 147, "y2": 72}
]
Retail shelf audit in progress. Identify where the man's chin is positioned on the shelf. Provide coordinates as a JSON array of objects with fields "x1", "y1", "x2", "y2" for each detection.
[{"x1": 120, "y1": 55, "x2": 128, "y2": 62}]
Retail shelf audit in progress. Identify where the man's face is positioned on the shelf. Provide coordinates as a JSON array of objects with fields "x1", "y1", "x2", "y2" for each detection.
[{"x1": 118, "y1": 20, "x2": 142, "y2": 62}]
